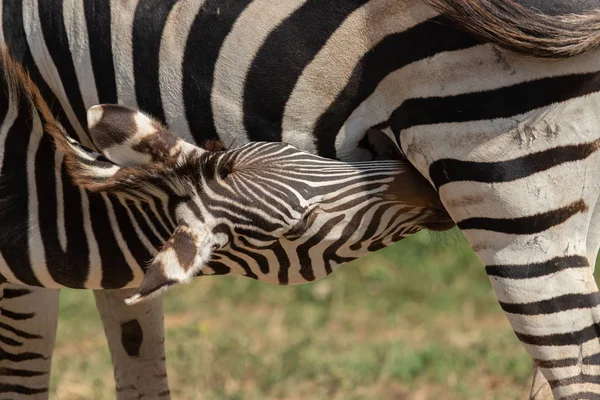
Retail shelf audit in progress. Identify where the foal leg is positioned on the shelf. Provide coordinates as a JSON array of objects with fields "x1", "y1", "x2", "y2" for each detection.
[
  {"x1": 94, "y1": 288, "x2": 170, "y2": 399},
  {"x1": 0, "y1": 284, "x2": 59, "y2": 399}
]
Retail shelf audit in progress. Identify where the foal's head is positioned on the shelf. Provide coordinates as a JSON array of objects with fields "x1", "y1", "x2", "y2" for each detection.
[{"x1": 58, "y1": 105, "x2": 453, "y2": 304}]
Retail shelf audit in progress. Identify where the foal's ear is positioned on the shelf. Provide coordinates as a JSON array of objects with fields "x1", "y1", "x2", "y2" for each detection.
[
  {"x1": 125, "y1": 218, "x2": 219, "y2": 306},
  {"x1": 86, "y1": 105, "x2": 198, "y2": 166}
]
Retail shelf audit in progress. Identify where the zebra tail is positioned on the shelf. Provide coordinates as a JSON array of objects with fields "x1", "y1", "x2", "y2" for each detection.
[{"x1": 425, "y1": 0, "x2": 600, "y2": 58}]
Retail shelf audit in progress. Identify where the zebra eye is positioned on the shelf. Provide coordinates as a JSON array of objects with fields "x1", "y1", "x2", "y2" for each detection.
[{"x1": 218, "y1": 164, "x2": 232, "y2": 180}]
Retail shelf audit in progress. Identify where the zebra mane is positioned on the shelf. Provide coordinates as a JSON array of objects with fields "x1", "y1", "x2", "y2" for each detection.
[{"x1": 425, "y1": 0, "x2": 600, "y2": 58}]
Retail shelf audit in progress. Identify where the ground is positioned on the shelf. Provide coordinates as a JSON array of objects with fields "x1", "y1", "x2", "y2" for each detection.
[{"x1": 51, "y1": 230, "x2": 533, "y2": 399}]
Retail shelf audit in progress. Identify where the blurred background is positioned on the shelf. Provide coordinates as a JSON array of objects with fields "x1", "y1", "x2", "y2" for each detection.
[{"x1": 50, "y1": 229, "x2": 533, "y2": 399}]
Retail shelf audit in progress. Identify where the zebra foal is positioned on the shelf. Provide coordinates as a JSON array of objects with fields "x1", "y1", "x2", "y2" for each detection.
[{"x1": 0, "y1": 48, "x2": 451, "y2": 396}]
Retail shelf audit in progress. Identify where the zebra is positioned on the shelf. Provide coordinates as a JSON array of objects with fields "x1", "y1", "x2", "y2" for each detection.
[
  {"x1": 2, "y1": 0, "x2": 600, "y2": 398},
  {"x1": 0, "y1": 47, "x2": 452, "y2": 397}
]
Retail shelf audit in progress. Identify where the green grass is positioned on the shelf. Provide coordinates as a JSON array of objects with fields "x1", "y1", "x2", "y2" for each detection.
[{"x1": 51, "y1": 229, "x2": 531, "y2": 399}]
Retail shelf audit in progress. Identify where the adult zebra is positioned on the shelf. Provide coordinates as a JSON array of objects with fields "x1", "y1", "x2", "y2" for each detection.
[{"x1": 2, "y1": 0, "x2": 600, "y2": 399}]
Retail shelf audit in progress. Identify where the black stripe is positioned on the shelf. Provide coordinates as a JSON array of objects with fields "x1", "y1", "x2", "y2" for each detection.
[
  {"x1": 350, "y1": 202, "x2": 394, "y2": 251},
  {"x1": 84, "y1": 0, "x2": 118, "y2": 104},
  {"x1": 244, "y1": 0, "x2": 369, "y2": 146},
  {"x1": 486, "y1": 255, "x2": 589, "y2": 279},
  {"x1": 389, "y1": 72, "x2": 600, "y2": 137},
  {"x1": 127, "y1": 200, "x2": 163, "y2": 250},
  {"x1": 235, "y1": 237, "x2": 271, "y2": 275},
  {"x1": 585, "y1": 353, "x2": 600, "y2": 366},
  {"x1": 430, "y1": 139, "x2": 600, "y2": 189},
  {"x1": 153, "y1": 197, "x2": 176, "y2": 233},
  {"x1": 201, "y1": 260, "x2": 231, "y2": 276},
  {"x1": 0, "y1": 368, "x2": 46, "y2": 377},
  {"x1": 0, "y1": 384, "x2": 47, "y2": 395},
  {"x1": 0, "y1": 348, "x2": 44, "y2": 362},
  {"x1": 537, "y1": 352, "x2": 600, "y2": 369},
  {"x1": 110, "y1": 197, "x2": 153, "y2": 270},
  {"x1": 0, "y1": 94, "x2": 40, "y2": 286},
  {"x1": 38, "y1": 0, "x2": 88, "y2": 137},
  {"x1": 535, "y1": 357, "x2": 579, "y2": 369},
  {"x1": 314, "y1": 16, "x2": 479, "y2": 158},
  {"x1": 2, "y1": 288, "x2": 32, "y2": 299},
  {"x1": 140, "y1": 200, "x2": 170, "y2": 241},
  {"x1": 0, "y1": 334, "x2": 22, "y2": 347},
  {"x1": 295, "y1": 214, "x2": 346, "y2": 281},
  {"x1": 1, "y1": 308, "x2": 34, "y2": 321},
  {"x1": 561, "y1": 392, "x2": 600, "y2": 400},
  {"x1": 183, "y1": 0, "x2": 253, "y2": 144},
  {"x1": 37, "y1": 136, "x2": 89, "y2": 288},
  {"x1": 458, "y1": 200, "x2": 587, "y2": 234},
  {"x1": 500, "y1": 292, "x2": 600, "y2": 315},
  {"x1": 211, "y1": 224, "x2": 258, "y2": 280},
  {"x1": 549, "y1": 373, "x2": 600, "y2": 389},
  {"x1": 88, "y1": 193, "x2": 133, "y2": 289},
  {"x1": 132, "y1": 0, "x2": 178, "y2": 124},
  {"x1": 516, "y1": 321, "x2": 600, "y2": 346},
  {"x1": 322, "y1": 204, "x2": 383, "y2": 273},
  {"x1": 272, "y1": 243, "x2": 291, "y2": 285},
  {"x1": 0, "y1": 322, "x2": 41, "y2": 340}
]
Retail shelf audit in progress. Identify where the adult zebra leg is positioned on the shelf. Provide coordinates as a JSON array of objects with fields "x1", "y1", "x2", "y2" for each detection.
[
  {"x1": 0, "y1": 284, "x2": 59, "y2": 399},
  {"x1": 527, "y1": 190, "x2": 600, "y2": 399},
  {"x1": 431, "y1": 152, "x2": 600, "y2": 399},
  {"x1": 94, "y1": 288, "x2": 170, "y2": 399}
]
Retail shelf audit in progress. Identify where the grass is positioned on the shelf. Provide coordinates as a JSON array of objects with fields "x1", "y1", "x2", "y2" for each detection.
[{"x1": 50, "y1": 229, "x2": 532, "y2": 399}]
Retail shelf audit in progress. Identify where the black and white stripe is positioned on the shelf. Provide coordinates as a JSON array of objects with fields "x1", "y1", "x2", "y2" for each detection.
[
  {"x1": 0, "y1": 42, "x2": 446, "y2": 397},
  {"x1": 1, "y1": 0, "x2": 600, "y2": 399}
]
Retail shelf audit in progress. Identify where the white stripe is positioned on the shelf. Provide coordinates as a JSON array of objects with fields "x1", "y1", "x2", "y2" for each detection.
[
  {"x1": 553, "y1": 384, "x2": 600, "y2": 398},
  {"x1": 0, "y1": 2, "x2": 5, "y2": 47},
  {"x1": 0, "y1": 80, "x2": 18, "y2": 167},
  {"x1": 63, "y1": 0, "x2": 100, "y2": 111},
  {"x1": 22, "y1": 0, "x2": 93, "y2": 148},
  {"x1": 440, "y1": 157, "x2": 600, "y2": 222},
  {"x1": 109, "y1": 0, "x2": 137, "y2": 108},
  {"x1": 158, "y1": 0, "x2": 206, "y2": 142},
  {"x1": 212, "y1": 0, "x2": 307, "y2": 147},
  {"x1": 489, "y1": 266, "x2": 594, "y2": 306},
  {"x1": 54, "y1": 151, "x2": 67, "y2": 252},
  {"x1": 0, "y1": 251, "x2": 23, "y2": 285},
  {"x1": 506, "y1": 305, "x2": 600, "y2": 337},
  {"x1": 525, "y1": 338, "x2": 600, "y2": 365}
]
